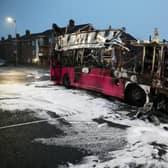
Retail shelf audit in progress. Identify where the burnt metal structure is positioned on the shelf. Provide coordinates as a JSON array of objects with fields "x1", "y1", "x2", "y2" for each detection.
[{"x1": 51, "y1": 22, "x2": 168, "y2": 109}]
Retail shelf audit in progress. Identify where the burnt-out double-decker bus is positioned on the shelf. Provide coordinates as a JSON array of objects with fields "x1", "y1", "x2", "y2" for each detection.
[
  {"x1": 50, "y1": 26, "x2": 132, "y2": 101},
  {"x1": 50, "y1": 24, "x2": 168, "y2": 108}
]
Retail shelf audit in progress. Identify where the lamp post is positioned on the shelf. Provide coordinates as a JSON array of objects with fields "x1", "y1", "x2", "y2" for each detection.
[{"x1": 6, "y1": 17, "x2": 18, "y2": 65}]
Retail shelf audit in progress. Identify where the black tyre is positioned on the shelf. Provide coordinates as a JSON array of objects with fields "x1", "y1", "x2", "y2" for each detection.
[
  {"x1": 63, "y1": 74, "x2": 71, "y2": 89},
  {"x1": 125, "y1": 84, "x2": 146, "y2": 107}
]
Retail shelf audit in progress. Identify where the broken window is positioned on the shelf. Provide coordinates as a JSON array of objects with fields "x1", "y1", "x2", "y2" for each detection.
[
  {"x1": 144, "y1": 47, "x2": 153, "y2": 73},
  {"x1": 51, "y1": 51, "x2": 61, "y2": 67},
  {"x1": 164, "y1": 49, "x2": 168, "y2": 77},
  {"x1": 102, "y1": 49, "x2": 112, "y2": 68},
  {"x1": 122, "y1": 46, "x2": 143, "y2": 73},
  {"x1": 83, "y1": 48, "x2": 102, "y2": 67},
  {"x1": 62, "y1": 50, "x2": 75, "y2": 66},
  {"x1": 153, "y1": 47, "x2": 159, "y2": 73},
  {"x1": 75, "y1": 49, "x2": 83, "y2": 66}
]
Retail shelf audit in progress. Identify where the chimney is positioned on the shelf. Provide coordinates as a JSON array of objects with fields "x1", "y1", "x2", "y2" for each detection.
[
  {"x1": 1, "y1": 37, "x2": 5, "y2": 41},
  {"x1": 69, "y1": 19, "x2": 75, "y2": 28},
  {"x1": 16, "y1": 33, "x2": 20, "y2": 39},
  {"x1": 8, "y1": 35, "x2": 12, "y2": 39},
  {"x1": 25, "y1": 30, "x2": 31, "y2": 36},
  {"x1": 66, "y1": 19, "x2": 75, "y2": 33}
]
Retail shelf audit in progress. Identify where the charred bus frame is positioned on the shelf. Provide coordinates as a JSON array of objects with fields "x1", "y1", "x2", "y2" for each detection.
[{"x1": 50, "y1": 24, "x2": 168, "y2": 109}]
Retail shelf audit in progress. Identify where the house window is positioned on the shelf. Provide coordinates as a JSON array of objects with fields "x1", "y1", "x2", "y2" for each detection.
[
  {"x1": 49, "y1": 38, "x2": 52, "y2": 44},
  {"x1": 32, "y1": 49, "x2": 35, "y2": 56},
  {"x1": 39, "y1": 38, "x2": 44, "y2": 46},
  {"x1": 32, "y1": 40, "x2": 35, "y2": 46}
]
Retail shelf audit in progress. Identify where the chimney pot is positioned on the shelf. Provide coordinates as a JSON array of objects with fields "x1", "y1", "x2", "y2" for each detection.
[
  {"x1": 25, "y1": 30, "x2": 31, "y2": 36},
  {"x1": 8, "y1": 35, "x2": 12, "y2": 39}
]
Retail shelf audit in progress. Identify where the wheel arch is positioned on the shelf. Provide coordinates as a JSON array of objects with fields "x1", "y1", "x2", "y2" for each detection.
[{"x1": 124, "y1": 82, "x2": 150, "y2": 106}]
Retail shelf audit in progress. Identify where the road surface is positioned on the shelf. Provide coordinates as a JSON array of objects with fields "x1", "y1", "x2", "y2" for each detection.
[{"x1": 0, "y1": 66, "x2": 168, "y2": 168}]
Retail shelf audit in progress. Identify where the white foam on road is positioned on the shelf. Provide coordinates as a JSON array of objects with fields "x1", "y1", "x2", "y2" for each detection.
[{"x1": 1, "y1": 69, "x2": 168, "y2": 167}]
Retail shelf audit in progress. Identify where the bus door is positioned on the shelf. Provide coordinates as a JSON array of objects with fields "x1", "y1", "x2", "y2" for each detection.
[{"x1": 50, "y1": 51, "x2": 62, "y2": 81}]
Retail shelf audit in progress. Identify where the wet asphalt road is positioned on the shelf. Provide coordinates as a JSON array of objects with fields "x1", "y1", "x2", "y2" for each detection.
[
  {"x1": 0, "y1": 66, "x2": 127, "y2": 168},
  {"x1": 0, "y1": 66, "x2": 88, "y2": 168}
]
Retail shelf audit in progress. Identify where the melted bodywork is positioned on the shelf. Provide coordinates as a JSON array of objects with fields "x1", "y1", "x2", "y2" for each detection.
[{"x1": 51, "y1": 23, "x2": 168, "y2": 107}]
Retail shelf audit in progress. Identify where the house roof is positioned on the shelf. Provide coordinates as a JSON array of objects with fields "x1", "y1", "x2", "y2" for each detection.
[
  {"x1": 19, "y1": 23, "x2": 94, "y2": 40},
  {"x1": 21, "y1": 33, "x2": 43, "y2": 39},
  {"x1": 120, "y1": 31, "x2": 137, "y2": 42},
  {"x1": 66, "y1": 24, "x2": 93, "y2": 33},
  {"x1": 21, "y1": 30, "x2": 52, "y2": 39},
  {"x1": 52, "y1": 23, "x2": 94, "y2": 35},
  {"x1": 42, "y1": 29, "x2": 53, "y2": 36}
]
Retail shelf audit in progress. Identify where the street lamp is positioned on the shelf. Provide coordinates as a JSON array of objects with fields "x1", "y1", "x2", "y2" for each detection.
[{"x1": 6, "y1": 16, "x2": 18, "y2": 65}]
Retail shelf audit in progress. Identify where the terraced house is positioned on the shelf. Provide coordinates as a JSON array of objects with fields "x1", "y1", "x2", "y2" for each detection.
[
  {"x1": 0, "y1": 29, "x2": 52, "y2": 66},
  {"x1": 0, "y1": 20, "x2": 95, "y2": 66}
]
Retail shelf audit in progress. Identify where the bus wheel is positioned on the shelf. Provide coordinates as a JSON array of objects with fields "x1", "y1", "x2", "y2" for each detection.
[
  {"x1": 125, "y1": 84, "x2": 146, "y2": 107},
  {"x1": 63, "y1": 74, "x2": 71, "y2": 89}
]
